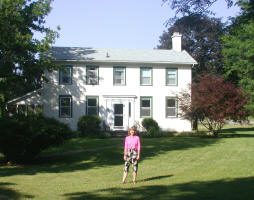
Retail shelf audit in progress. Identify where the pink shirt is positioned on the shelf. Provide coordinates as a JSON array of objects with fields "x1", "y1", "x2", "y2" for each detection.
[{"x1": 124, "y1": 135, "x2": 141, "y2": 152}]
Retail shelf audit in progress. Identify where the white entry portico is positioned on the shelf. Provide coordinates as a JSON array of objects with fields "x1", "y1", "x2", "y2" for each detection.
[{"x1": 103, "y1": 95, "x2": 137, "y2": 131}]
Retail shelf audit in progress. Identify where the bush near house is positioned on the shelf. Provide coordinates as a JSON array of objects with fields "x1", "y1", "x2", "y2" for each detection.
[
  {"x1": 141, "y1": 118, "x2": 160, "y2": 131},
  {"x1": 141, "y1": 118, "x2": 163, "y2": 138},
  {"x1": 0, "y1": 114, "x2": 73, "y2": 163},
  {"x1": 77, "y1": 115, "x2": 102, "y2": 137}
]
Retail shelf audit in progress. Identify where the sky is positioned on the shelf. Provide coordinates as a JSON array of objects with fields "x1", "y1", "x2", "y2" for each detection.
[{"x1": 43, "y1": 0, "x2": 241, "y2": 49}]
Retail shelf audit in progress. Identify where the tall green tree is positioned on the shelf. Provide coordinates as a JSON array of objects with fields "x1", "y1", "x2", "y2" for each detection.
[
  {"x1": 162, "y1": 0, "x2": 234, "y2": 24},
  {"x1": 158, "y1": 14, "x2": 226, "y2": 81},
  {"x1": 0, "y1": 0, "x2": 59, "y2": 116},
  {"x1": 222, "y1": 0, "x2": 254, "y2": 114}
]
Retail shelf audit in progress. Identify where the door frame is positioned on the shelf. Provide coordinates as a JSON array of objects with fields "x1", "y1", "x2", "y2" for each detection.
[{"x1": 103, "y1": 95, "x2": 137, "y2": 131}]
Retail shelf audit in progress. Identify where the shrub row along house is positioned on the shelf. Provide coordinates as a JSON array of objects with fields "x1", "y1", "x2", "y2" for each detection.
[{"x1": 9, "y1": 32, "x2": 197, "y2": 132}]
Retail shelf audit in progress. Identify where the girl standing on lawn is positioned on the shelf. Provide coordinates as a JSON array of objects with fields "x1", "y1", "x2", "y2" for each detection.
[{"x1": 122, "y1": 127, "x2": 141, "y2": 184}]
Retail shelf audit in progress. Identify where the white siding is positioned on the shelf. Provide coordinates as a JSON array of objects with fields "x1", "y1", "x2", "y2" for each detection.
[{"x1": 43, "y1": 63, "x2": 192, "y2": 132}]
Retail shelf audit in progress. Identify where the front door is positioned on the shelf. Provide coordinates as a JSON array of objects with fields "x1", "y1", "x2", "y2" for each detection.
[{"x1": 114, "y1": 104, "x2": 123, "y2": 127}]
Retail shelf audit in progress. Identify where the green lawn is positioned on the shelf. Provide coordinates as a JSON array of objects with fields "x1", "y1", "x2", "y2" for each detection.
[{"x1": 1, "y1": 125, "x2": 254, "y2": 200}]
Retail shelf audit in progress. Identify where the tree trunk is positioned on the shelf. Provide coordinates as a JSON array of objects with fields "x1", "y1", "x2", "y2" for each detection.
[
  {"x1": 192, "y1": 117, "x2": 198, "y2": 130},
  {"x1": 0, "y1": 100, "x2": 8, "y2": 118}
]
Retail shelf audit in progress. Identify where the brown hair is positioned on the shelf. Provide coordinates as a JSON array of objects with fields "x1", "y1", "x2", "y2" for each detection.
[{"x1": 128, "y1": 127, "x2": 137, "y2": 136}]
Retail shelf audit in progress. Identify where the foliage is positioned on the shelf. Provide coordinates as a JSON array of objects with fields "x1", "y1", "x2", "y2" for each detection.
[
  {"x1": 178, "y1": 72, "x2": 249, "y2": 135},
  {"x1": 0, "y1": 114, "x2": 73, "y2": 163},
  {"x1": 222, "y1": 0, "x2": 254, "y2": 115},
  {"x1": 138, "y1": 129, "x2": 169, "y2": 138},
  {"x1": 98, "y1": 132, "x2": 111, "y2": 139},
  {"x1": 162, "y1": 0, "x2": 234, "y2": 24},
  {"x1": 158, "y1": 14, "x2": 225, "y2": 81},
  {"x1": 236, "y1": 0, "x2": 254, "y2": 22},
  {"x1": 141, "y1": 118, "x2": 160, "y2": 131},
  {"x1": 147, "y1": 127, "x2": 163, "y2": 138},
  {"x1": 0, "y1": 0, "x2": 59, "y2": 116},
  {"x1": 77, "y1": 115, "x2": 102, "y2": 137}
]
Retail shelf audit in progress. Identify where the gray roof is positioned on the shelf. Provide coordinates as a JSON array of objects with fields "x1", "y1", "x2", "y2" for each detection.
[
  {"x1": 49, "y1": 47, "x2": 197, "y2": 65},
  {"x1": 7, "y1": 89, "x2": 42, "y2": 105}
]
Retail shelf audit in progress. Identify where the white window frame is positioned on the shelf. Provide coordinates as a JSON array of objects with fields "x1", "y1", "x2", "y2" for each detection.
[
  {"x1": 86, "y1": 96, "x2": 99, "y2": 115},
  {"x1": 59, "y1": 65, "x2": 72, "y2": 85},
  {"x1": 166, "y1": 97, "x2": 177, "y2": 118},
  {"x1": 140, "y1": 67, "x2": 152, "y2": 86},
  {"x1": 166, "y1": 68, "x2": 178, "y2": 86},
  {"x1": 59, "y1": 95, "x2": 72, "y2": 118},
  {"x1": 113, "y1": 67, "x2": 126, "y2": 85},
  {"x1": 86, "y1": 65, "x2": 99, "y2": 85},
  {"x1": 140, "y1": 97, "x2": 152, "y2": 118}
]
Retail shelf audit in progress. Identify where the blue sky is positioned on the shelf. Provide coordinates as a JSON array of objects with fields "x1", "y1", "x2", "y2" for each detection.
[{"x1": 44, "y1": 0, "x2": 240, "y2": 49}]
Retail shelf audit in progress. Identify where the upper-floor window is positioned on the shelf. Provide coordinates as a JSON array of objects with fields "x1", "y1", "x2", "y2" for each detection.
[
  {"x1": 59, "y1": 95, "x2": 72, "y2": 118},
  {"x1": 59, "y1": 65, "x2": 72, "y2": 85},
  {"x1": 166, "y1": 68, "x2": 178, "y2": 86},
  {"x1": 113, "y1": 67, "x2": 126, "y2": 85},
  {"x1": 86, "y1": 96, "x2": 99, "y2": 115},
  {"x1": 166, "y1": 97, "x2": 177, "y2": 117},
  {"x1": 140, "y1": 97, "x2": 152, "y2": 117},
  {"x1": 86, "y1": 65, "x2": 99, "y2": 85},
  {"x1": 140, "y1": 67, "x2": 152, "y2": 85}
]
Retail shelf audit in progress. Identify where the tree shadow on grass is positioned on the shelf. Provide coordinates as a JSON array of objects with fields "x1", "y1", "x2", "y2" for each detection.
[
  {"x1": 218, "y1": 127, "x2": 254, "y2": 138},
  {"x1": 0, "y1": 182, "x2": 34, "y2": 200},
  {"x1": 0, "y1": 137, "x2": 219, "y2": 177},
  {"x1": 64, "y1": 177, "x2": 254, "y2": 200}
]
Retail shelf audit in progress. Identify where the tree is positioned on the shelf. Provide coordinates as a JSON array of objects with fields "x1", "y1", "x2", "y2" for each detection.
[
  {"x1": 178, "y1": 72, "x2": 249, "y2": 135},
  {"x1": 162, "y1": 0, "x2": 234, "y2": 24},
  {"x1": 222, "y1": 0, "x2": 254, "y2": 114},
  {"x1": 158, "y1": 14, "x2": 226, "y2": 81},
  {"x1": 0, "y1": 0, "x2": 59, "y2": 116},
  {"x1": 236, "y1": 0, "x2": 254, "y2": 21}
]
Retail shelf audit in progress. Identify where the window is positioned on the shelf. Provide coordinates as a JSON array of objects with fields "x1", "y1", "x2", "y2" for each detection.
[
  {"x1": 140, "y1": 97, "x2": 152, "y2": 117},
  {"x1": 140, "y1": 67, "x2": 152, "y2": 85},
  {"x1": 86, "y1": 65, "x2": 99, "y2": 85},
  {"x1": 59, "y1": 95, "x2": 72, "y2": 118},
  {"x1": 166, "y1": 68, "x2": 177, "y2": 85},
  {"x1": 113, "y1": 67, "x2": 126, "y2": 85},
  {"x1": 86, "y1": 96, "x2": 99, "y2": 115},
  {"x1": 166, "y1": 97, "x2": 177, "y2": 117},
  {"x1": 59, "y1": 65, "x2": 72, "y2": 85}
]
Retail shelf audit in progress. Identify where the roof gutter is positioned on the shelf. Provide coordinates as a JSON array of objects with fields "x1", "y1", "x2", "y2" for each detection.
[{"x1": 53, "y1": 59, "x2": 197, "y2": 65}]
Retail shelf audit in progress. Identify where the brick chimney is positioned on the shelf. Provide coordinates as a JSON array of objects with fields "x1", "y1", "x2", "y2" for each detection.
[{"x1": 171, "y1": 32, "x2": 182, "y2": 52}]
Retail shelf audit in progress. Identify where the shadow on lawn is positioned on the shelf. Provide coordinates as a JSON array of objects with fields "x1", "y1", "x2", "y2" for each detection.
[
  {"x1": 0, "y1": 182, "x2": 34, "y2": 200},
  {"x1": 64, "y1": 176, "x2": 254, "y2": 200},
  {"x1": 139, "y1": 174, "x2": 173, "y2": 183},
  {"x1": 218, "y1": 127, "x2": 254, "y2": 138},
  {"x1": 0, "y1": 137, "x2": 219, "y2": 177}
]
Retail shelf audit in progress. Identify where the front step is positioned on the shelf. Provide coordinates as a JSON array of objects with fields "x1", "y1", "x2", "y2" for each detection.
[{"x1": 110, "y1": 131, "x2": 128, "y2": 138}]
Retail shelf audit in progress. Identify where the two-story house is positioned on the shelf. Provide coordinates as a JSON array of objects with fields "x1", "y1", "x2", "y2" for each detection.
[{"x1": 9, "y1": 32, "x2": 197, "y2": 132}]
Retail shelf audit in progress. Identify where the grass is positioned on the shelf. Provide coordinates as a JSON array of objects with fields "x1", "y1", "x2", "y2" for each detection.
[
  {"x1": 42, "y1": 137, "x2": 122, "y2": 155},
  {"x1": 1, "y1": 125, "x2": 254, "y2": 199}
]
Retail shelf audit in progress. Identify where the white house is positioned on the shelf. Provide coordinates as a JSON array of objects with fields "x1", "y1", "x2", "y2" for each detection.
[
  {"x1": 41, "y1": 32, "x2": 197, "y2": 132},
  {"x1": 10, "y1": 32, "x2": 197, "y2": 132}
]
